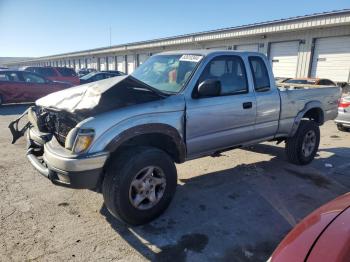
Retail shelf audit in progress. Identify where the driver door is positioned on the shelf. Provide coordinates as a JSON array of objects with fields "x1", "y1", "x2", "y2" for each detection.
[{"x1": 185, "y1": 55, "x2": 257, "y2": 158}]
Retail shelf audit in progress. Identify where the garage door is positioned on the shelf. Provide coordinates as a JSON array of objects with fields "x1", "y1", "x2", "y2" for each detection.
[
  {"x1": 236, "y1": 44, "x2": 259, "y2": 52},
  {"x1": 117, "y1": 56, "x2": 126, "y2": 73},
  {"x1": 99, "y1": 57, "x2": 107, "y2": 71},
  {"x1": 311, "y1": 36, "x2": 350, "y2": 82},
  {"x1": 138, "y1": 54, "x2": 149, "y2": 65},
  {"x1": 269, "y1": 41, "x2": 300, "y2": 78},
  {"x1": 127, "y1": 55, "x2": 135, "y2": 74},
  {"x1": 108, "y1": 56, "x2": 115, "y2": 70}
]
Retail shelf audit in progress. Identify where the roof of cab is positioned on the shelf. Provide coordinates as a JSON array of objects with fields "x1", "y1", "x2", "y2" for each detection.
[{"x1": 158, "y1": 49, "x2": 262, "y2": 56}]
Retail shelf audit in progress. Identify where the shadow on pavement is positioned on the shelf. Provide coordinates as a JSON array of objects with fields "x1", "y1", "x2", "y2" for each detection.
[{"x1": 99, "y1": 144, "x2": 350, "y2": 261}]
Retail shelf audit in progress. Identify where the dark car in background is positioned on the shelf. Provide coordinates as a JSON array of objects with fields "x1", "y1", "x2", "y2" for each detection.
[
  {"x1": 77, "y1": 68, "x2": 97, "y2": 77},
  {"x1": 79, "y1": 71, "x2": 123, "y2": 84},
  {"x1": 24, "y1": 66, "x2": 80, "y2": 85},
  {"x1": 101, "y1": 70, "x2": 125, "y2": 75},
  {"x1": 0, "y1": 70, "x2": 72, "y2": 105}
]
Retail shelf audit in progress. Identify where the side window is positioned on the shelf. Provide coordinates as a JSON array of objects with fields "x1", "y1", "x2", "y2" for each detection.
[
  {"x1": 198, "y1": 55, "x2": 248, "y2": 96},
  {"x1": 22, "y1": 72, "x2": 46, "y2": 83},
  {"x1": 249, "y1": 56, "x2": 270, "y2": 92},
  {"x1": 94, "y1": 73, "x2": 105, "y2": 81},
  {"x1": 0, "y1": 72, "x2": 10, "y2": 81},
  {"x1": 8, "y1": 73, "x2": 20, "y2": 81}
]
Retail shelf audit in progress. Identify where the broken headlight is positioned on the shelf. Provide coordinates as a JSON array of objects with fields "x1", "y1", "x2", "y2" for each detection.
[{"x1": 70, "y1": 129, "x2": 95, "y2": 153}]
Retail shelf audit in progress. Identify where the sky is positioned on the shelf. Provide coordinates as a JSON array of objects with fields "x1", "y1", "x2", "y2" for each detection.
[{"x1": 0, "y1": 0, "x2": 349, "y2": 57}]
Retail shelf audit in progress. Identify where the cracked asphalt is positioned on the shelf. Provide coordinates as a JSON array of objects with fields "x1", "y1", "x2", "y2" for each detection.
[{"x1": 1, "y1": 104, "x2": 350, "y2": 261}]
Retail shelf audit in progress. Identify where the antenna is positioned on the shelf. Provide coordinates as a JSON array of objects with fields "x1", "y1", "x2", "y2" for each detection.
[{"x1": 109, "y1": 26, "x2": 112, "y2": 47}]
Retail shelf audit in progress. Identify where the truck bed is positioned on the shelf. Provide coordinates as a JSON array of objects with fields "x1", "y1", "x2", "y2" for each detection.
[{"x1": 277, "y1": 84, "x2": 342, "y2": 137}]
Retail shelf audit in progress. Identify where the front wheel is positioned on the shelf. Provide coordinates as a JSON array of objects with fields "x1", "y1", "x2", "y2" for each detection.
[
  {"x1": 285, "y1": 120, "x2": 320, "y2": 165},
  {"x1": 102, "y1": 146, "x2": 177, "y2": 225}
]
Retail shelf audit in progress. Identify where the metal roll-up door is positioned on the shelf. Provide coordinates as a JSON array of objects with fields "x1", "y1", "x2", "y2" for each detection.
[
  {"x1": 99, "y1": 57, "x2": 107, "y2": 71},
  {"x1": 269, "y1": 41, "x2": 300, "y2": 78},
  {"x1": 311, "y1": 36, "x2": 350, "y2": 82},
  {"x1": 86, "y1": 58, "x2": 92, "y2": 68},
  {"x1": 91, "y1": 57, "x2": 98, "y2": 70},
  {"x1": 236, "y1": 44, "x2": 259, "y2": 52},
  {"x1": 74, "y1": 59, "x2": 79, "y2": 71},
  {"x1": 117, "y1": 56, "x2": 126, "y2": 73},
  {"x1": 127, "y1": 55, "x2": 135, "y2": 74},
  {"x1": 108, "y1": 56, "x2": 116, "y2": 70},
  {"x1": 138, "y1": 54, "x2": 149, "y2": 65}
]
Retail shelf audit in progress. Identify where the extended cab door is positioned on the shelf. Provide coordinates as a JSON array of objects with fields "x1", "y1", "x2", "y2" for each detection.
[
  {"x1": 248, "y1": 56, "x2": 280, "y2": 140},
  {"x1": 185, "y1": 55, "x2": 257, "y2": 158}
]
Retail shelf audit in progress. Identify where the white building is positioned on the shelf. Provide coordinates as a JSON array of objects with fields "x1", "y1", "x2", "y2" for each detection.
[{"x1": 5, "y1": 9, "x2": 350, "y2": 83}]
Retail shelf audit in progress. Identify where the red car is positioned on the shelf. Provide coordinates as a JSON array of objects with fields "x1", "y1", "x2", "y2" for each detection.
[
  {"x1": 0, "y1": 70, "x2": 72, "y2": 105},
  {"x1": 270, "y1": 192, "x2": 350, "y2": 262},
  {"x1": 24, "y1": 66, "x2": 80, "y2": 85}
]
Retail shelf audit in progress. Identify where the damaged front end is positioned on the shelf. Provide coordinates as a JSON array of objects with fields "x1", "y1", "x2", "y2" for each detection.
[{"x1": 8, "y1": 75, "x2": 164, "y2": 189}]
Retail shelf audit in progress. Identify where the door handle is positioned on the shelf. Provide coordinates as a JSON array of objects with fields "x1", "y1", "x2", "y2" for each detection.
[{"x1": 243, "y1": 102, "x2": 253, "y2": 109}]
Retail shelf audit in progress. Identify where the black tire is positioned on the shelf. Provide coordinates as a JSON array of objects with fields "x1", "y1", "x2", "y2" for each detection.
[
  {"x1": 285, "y1": 120, "x2": 320, "y2": 165},
  {"x1": 102, "y1": 146, "x2": 177, "y2": 225},
  {"x1": 337, "y1": 124, "x2": 349, "y2": 132},
  {"x1": 0, "y1": 94, "x2": 3, "y2": 106}
]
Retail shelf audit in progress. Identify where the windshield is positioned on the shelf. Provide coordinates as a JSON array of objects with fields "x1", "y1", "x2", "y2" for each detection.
[{"x1": 131, "y1": 54, "x2": 203, "y2": 93}]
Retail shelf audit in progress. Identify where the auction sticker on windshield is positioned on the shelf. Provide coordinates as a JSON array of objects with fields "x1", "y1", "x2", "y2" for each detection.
[{"x1": 179, "y1": 54, "x2": 203, "y2": 62}]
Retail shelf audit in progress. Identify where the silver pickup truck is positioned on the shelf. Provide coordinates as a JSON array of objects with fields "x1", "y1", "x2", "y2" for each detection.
[{"x1": 10, "y1": 50, "x2": 341, "y2": 225}]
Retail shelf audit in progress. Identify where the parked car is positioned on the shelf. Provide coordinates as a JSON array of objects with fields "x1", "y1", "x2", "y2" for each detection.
[
  {"x1": 0, "y1": 70, "x2": 72, "y2": 105},
  {"x1": 79, "y1": 71, "x2": 121, "y2": 84},
  {"x1": 282, "y1": 77, "x2": 337, "y2": 86},
  {"x1": 270, "y1": 192, "x2": 350, "y2": 262},
  {"x1": 10, "y1": 50, "x2": 341, "y2": 225},
  {"x1": 77, "y1": 68, "x2": 96, "y2": 77},
  {"x1": 335, "y1": 96, "x2": 350, "y2": 131},
  {"x1": 101, "y1": 70, "x2": 125, "y2": 75},
  {"x1": 24, "y1": 66, "x2": 80, "y2": 85}
]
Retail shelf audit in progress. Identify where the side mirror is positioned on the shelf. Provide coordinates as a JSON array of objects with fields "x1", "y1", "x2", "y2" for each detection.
[{"x1": 197, "y1": 79, "x2": 221, "y2": 97}]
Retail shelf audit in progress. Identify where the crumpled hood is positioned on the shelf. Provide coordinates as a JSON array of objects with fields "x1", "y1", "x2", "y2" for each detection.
[{"x1": 35, "y1": 75, "x2": 164, "y2": 117}]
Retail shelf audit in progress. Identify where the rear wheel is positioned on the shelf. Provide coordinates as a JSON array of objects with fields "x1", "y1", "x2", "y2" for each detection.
[
  {"x1": 285, "y1": 120, "x2": 320, "y2": 165},
  {"x1": 0, "y1": 94, "x2": 3, "y2": 106},
  {"x1": 102, "y1": 146, "x2": 177, "y2": 225}
]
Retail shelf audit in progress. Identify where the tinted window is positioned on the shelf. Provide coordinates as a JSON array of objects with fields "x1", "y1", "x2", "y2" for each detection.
[
  {"x1": 198, "y1": 55, "x2": 248, "y2": 95},
  {"x1": 37, "y1": 67, "x2": 56, "y2": 77},
  {"x1": 93, "y1": 73, "x2": 105, "y2": 81},
  {"x1": 319, "y1": 79, "x2": 335, "y2": 86},
  {"x1": 56, "y1": 67, "x2": 77, "y2": 77},
  {"x1": 0, "y1": 72, "x2": 20, "y2": 82},
  {"x1": 22, "y1": 72, "x2": 46, "y2": 83},
  {"x1": 249, "y1": 56, "x2": 270, "y2": 91},
  {"x1": 0, "y1": 72, "x2": 10, "y2": 81}
]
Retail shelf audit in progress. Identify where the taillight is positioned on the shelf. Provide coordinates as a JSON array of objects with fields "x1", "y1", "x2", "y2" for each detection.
[{"x1": 339, "y1": 98, "x2": 350, "y2": 108}]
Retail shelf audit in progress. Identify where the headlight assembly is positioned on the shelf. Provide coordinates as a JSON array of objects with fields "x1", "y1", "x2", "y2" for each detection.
[{"x1": 72, "y1": 129, "x2": 95, "y2": 153}]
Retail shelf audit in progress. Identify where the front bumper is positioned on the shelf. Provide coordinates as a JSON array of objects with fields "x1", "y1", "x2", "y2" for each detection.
[{"x1": 27, "y1": 127, "x2": 109, "y2": 189}]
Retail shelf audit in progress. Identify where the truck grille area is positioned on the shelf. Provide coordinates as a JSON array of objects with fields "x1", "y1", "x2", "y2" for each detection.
[{"x1": 34, "y1": 107, "x2": 79, "y2": 146}]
